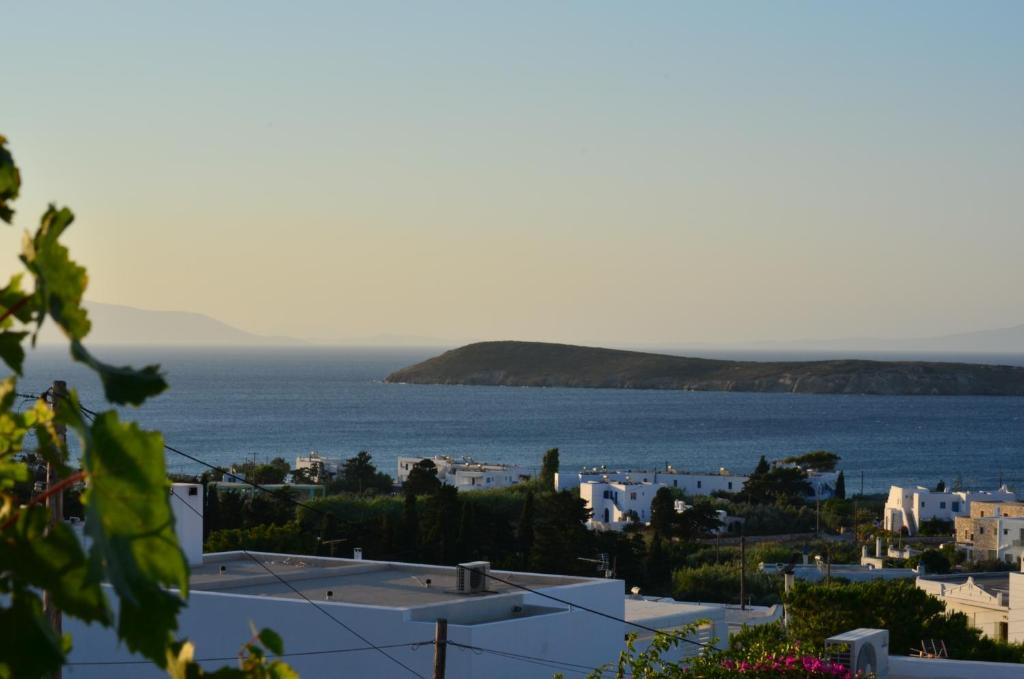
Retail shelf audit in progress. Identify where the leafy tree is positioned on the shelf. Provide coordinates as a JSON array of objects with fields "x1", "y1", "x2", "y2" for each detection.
[
  {"x1": 781, "y1": 450, "x2": 840, "y2": 472},
  {"x1": 741, "y1": 466, "x2": 812, "y2": 506},
  {"x1": 833, "y1": 470, "x2": 845, "y2": 500},
  {"x1": 253, "y1": 463, "x2": 288, "y2": 484},
  {"x1": 935, "y1": 479, "x2": 946, "y2": 492},
  {"x1": 539, "y1": 447, "x2": 560, "y2": 489},
  {"x1": 422, "y1": 485, "x2": 460, "y2": 564},
  {"x1": 331, "y1": 451, "x2": 393, "y2": 495},
  {"x1": 530, "y1": 490, "x2": 592, "y2": 573},
  {"x1": 404, "y1": 458, "x2": 442, "y2": 495},
  {"x1": 649, "y1": 487, "x2": 677, "y2": 538},
  {"x1": 910, "y1": 548, "x2": 952, "y2": 575},
  {"x1": 0, "y1": 135, "x2": 294, "y2": 677},
  {"x1": 645, "y1": 537, "x2": 671, "y2": 591},
  {"x1": 515, "y1": 490, "x2": 536, "y2": 567},
  {"x1": 752, "y1": 455, "x2": 771, "y2": 476},
  {"x1": 676, "y1": 500, "x2": 723, "y2": 540}
]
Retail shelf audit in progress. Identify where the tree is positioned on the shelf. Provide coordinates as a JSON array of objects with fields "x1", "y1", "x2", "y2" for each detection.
[
  {"x1": 935, "y1": 479, "x2": 947, "y2": 492},
  {"x1": 649, "y1": 487, "x2": 678, "y2": 538},
  {"x1": 516, "y1": 490, "x2": 536, "y2": 567},
  {"x1": 204, "y1": 485, "x2": 221, "y2": 539},
  {"x1": 781, "y1": 450, "x2": 840, "y2": 472},
  {"x1": 0, "y1": 136, "x2": 294, "y2": 677},
  {"x1": 404, "y1": 458, "x2": 442, "y2": 495},
  {"x1": 253, "y1": 463, "x2": 287, "y2": 484},
  {"x1": 742, "y1": 466, "x2": 812, "y2": 505},
  {"x1": 333, "y1": 451, "x2": 393, "y2": 495},
  {"x1": 401, "y1": 490, "x2": 419, "y2": 559},
  {"x1": 530, "y1": 490, "x2": 592, "y2": 574},
  {"x1": 539, "y1": 447, "x2": 560, "y2": 489},
  {"x1": 752, "y1": 455, "x2": 771, "y2": 477},
  {"x1": 676, "y1": 500, "x2": 723, "y2": 539},
  {"x1": 833, "y1": 470, "x2": 846, "y2": 500},
  {"x1": 421, "y1": 485, "x2": 460, "y2": 564}
]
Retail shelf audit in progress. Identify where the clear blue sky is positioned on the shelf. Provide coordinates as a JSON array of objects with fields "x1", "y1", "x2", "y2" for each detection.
[{"x1": 3, "y1": 2, "x2": 1022, "y2": 344}]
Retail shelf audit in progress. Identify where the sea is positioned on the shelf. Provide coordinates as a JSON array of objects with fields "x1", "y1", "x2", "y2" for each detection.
[{"x1": 15, "y1": 346, "x2": 1024, "y2": 495}]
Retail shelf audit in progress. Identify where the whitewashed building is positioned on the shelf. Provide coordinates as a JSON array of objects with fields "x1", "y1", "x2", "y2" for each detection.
[
  {"x1": 293, "y1": 451, "x2": 340, "y2": 482},
  {"x1": 884, "y1": 484, "x2": 1016, "y2": 536},
  {"x1": 557, "y1": 467, "x2": 748, "y2": 496},
  {"x1": 918, "y1": 572, "x2": 1013, "y2": 642},
  {"x1": 955, "y1": 501, "x2": 1024, "y2": 564},
  {"x1": 581, "y1": 480, "x2": 665, "y2": 531},
  {"x1": 397, "y1": 455, "x2": 526, "y2": 491}
]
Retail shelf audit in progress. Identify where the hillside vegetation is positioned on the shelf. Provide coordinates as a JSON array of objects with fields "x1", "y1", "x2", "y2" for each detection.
[{"x1": 385, "y1": 341, "x2": 1024, "y2": 395}]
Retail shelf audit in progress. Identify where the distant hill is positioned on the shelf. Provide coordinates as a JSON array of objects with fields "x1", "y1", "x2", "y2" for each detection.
[
  {"x1": 385, "y1": 341, "x2": 1024, "y2": 396},
  {"x1": 732, "y1": 323, "x2": 1024, "y2": 354},
  {"x1": 36, "y1": 302, "x2": 302, "y2": 346}
]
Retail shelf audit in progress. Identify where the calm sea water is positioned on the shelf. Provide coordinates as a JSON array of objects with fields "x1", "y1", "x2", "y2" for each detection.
[{"x1": 15, "y1": 346, "x2": 1024, "y2": 495}]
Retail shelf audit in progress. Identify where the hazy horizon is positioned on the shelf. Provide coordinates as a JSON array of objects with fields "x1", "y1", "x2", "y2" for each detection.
[{"x1": 3, "y1": 3, "x2": 1022, "y2": 347}]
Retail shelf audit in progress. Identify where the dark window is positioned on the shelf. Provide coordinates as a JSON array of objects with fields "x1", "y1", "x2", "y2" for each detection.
[
  {"x1": 188, "y1": 487, "x2": 198, "y2": 496},
  {"x1": 697, "y1": 481, "x2": 702, "y2": 489},
  {"x1": 940, "y1": 502, "x2": 946, "y2": 509},
  {"x1": 728, "y1": 482, "x2": 733, "y2": 490},
  {"x1": 953, "y1": 502, "x2": 960, "y2": 512}
]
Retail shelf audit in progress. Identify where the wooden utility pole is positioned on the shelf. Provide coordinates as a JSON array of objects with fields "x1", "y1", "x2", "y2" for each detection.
[
  {"x1": 43, "y1": 380, "x2": 67, "y2": 679},
  {"x1": 432, "y1": 618, "x2": 447, "y2": 679},
  {"x1": 739, "y1": 534, "x2": 746, "y2": 611}
]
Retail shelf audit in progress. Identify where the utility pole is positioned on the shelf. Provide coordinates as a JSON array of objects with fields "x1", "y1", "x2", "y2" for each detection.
[
  {"x1": 43, "y1": 380, "x2": 67, "y2": 679},
  {"x1": 432, "y1": 618, "x2": 447, "y2": 679},
  {"x1": 739, "y1": 533, "x2": 746, "y2": 611}
]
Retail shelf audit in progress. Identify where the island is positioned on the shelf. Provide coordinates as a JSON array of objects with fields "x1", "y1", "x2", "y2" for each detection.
[{"x1": 385, "y1": 341, "x2": 1024, "y2": 396}]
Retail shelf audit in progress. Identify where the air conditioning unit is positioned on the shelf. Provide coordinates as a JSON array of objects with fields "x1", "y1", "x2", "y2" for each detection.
[
  {"x1": 456, "y1": 561, "x2": 491, "y2": 594},
  {"x1": 825, "y1": 628, "x2": 889, "y2": 679}
]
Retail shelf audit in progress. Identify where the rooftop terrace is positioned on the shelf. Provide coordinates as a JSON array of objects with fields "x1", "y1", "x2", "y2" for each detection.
[{"x1": 191, "y1": 552, "x2": 594, "y2": 609}]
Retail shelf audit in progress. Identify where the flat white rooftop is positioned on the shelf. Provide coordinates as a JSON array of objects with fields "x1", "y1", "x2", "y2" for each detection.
[{"x1": 192, "y1": 552, "x2": 594, "y2": 609}]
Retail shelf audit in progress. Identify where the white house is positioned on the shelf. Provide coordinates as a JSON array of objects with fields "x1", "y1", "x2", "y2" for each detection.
[
  {"x1": 955, "y1": 501, "x2": 1024, "y2": 565},
  {"x1": 884, "y1": 484, "x2": 1016, "y2": 536},
  {"x1": 64, "y1": 484, "x2": 723, "y2": 678},
  {"x1": 557, "y1": 467, "x2": 748, "y2": 496},
  {"x1": 397, "y1": 455, "x2": 525, "y2": 491},
  {"x1": 293, "y1": 451, "x2": 340, "y2": 482},
  {"x1": 581, "y1": 480, "x2": 665, "y2": 531},
  {"x1": 918, "y1": 572, "x2": 1013, "y2": 642}
]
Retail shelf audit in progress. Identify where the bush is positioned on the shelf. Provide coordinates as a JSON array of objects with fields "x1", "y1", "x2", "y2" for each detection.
[{"x1": 672, "y1": 564, "x2": 782, "y2": 605}]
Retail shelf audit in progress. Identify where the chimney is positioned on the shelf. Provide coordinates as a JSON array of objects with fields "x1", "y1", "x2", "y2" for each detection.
[{"x1": 171, "y1": 483, "x2": 204, "y2": 566}]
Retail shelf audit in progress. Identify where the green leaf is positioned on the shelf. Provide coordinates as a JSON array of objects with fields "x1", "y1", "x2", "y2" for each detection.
[
  {"x1": 0, "y1": 591, "x2": 66, "y2": 679},
  {"x1": 0, "y1": 134, "x2": 19, "y2": 224},
  {"x1": 0, "y1": 331, "x2": 27, "y2": 374},
  {"x1": 70, "y1": 340, "x2": 168, "y2": 406},
  {"x1": 0, "y1": 274, "x2": 33, "y2": 326},
  {"x1": 81, "y1": 411, "x2": 188, "y2": 665},
  {"x1": 257, "y1": 628, "x2": 284, "y2": 656},
  {"x1": 21, "y1": 205, "x2": 91, "y2": 341},
  {"x1": 0, "y1": 505, "x2": 111, "y2": 623}
]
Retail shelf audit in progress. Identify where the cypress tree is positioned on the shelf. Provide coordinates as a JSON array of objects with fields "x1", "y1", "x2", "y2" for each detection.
[{"x1": 834, "y1": 471, "x2": 846, "y2": 500}]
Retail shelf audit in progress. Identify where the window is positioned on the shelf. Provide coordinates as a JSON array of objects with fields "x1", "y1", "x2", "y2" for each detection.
[
  {"x1": 1004, "y1": 529, "x2": 1009, "y2": 535},
  {"x1": 188, "y1": 487, "x2": 198, "y2": 496},
  {"x1": 630, "y1": 492, "x2": 637, "y2": 501},
  {"x1": 921, "y1": 501, "x2": 926, "y2": 508},
  {"x1": 697, "y1": 481, "x2": 702, "y2": 489},
  {"x1": 728, "y1": 482, "x2": 733, "y2": 490},
  {"x1": 980, "y1": 527, "x2": 985, "y2": 534},
  {"x1": 981, "y1": 511, "x2": 986, "y2": 517},
  {"x1": 674, "y1": 480, "x2": 678, "y2": 487},
  {"x1": 940, "y1": 502, "x2": 946, "y2": 509},
  {"x1": 952, "y1": 502, "x2": 960, "y2": 512}
]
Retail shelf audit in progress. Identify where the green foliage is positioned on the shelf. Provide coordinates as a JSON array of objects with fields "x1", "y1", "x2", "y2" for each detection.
[
  {"x1": 780, "y1": 451, "x2": 840, "y2": 472},
  {"x1": 206, "y1": 521, "x2": 314, "y2": 554},
  {"x1": 539, "y1": 447, "x2": 559, "y2": 489},
  {"x1": 530, "y1": 490, "x2": 593, "y2": 574},
  {"x1": 0, "y1": 135, "x2": 294, "y2": 678},
  {"x1": 672, "y1": 564, "x2": 781, "y2": 605},
  {"x1": 329, "y1": 451, "x2": 393, "y2": 495},
  {"x1": 404, "y1": 458, "x2": 441, "y2": 495},
  {"x1": 741, "y1": 466, "x2": 812, "y2": 506},
  {"x1": 917, "y1": 517, "x2": 954, "y2": 537},
  {"x1": 650, "y1": 487, "x2": 677, "y2": 538},
  {"x1": 833, "y1": 471, "x2": 846, "y2": 500},
  {"x1": 727, "y1": 621, "x2": 788, "y2": 654},
  {"x1": 168, "y1": 627, "x2": 299, "y2": 679}
]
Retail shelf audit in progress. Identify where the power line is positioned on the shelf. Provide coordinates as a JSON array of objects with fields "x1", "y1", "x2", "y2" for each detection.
[
  {"x1": 240, "y1": 550, "x2": 428, "y2": 679},
  {"x1": 447, "y1": 641, "x2": 595, "y2": 675},
  {"x1": 465, "y1": 566, "x2": 720, "y2": 652},
  {"x1": 66, "y1": 640, "x2": 434, "y2": 666}
]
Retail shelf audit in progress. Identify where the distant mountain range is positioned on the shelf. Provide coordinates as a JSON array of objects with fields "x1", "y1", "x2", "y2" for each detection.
[{"x1": 36, "y1": 302, "x2": 302, "y2": 346}]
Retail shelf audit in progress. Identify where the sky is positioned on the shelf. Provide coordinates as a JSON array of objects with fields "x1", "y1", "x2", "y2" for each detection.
[{"x1": 2, "y1": 2, "x2": 1022, "y2": 346}]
